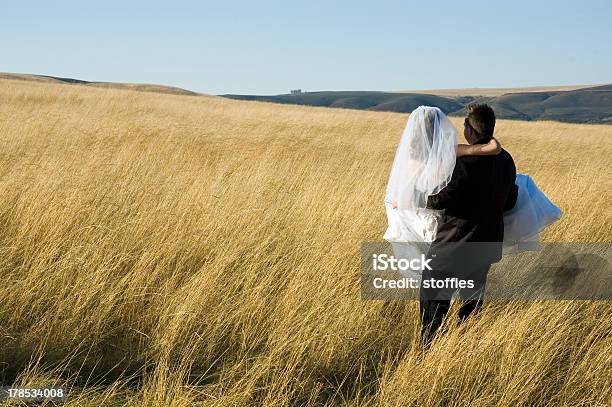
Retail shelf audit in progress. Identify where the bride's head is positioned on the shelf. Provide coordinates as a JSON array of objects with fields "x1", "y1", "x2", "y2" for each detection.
[
  {"x1": 384, "y1": 106, "x2": 457, "y2": 210},
  {"x1": 406, "y1": 106, "x2": 456, "y2": 160}
]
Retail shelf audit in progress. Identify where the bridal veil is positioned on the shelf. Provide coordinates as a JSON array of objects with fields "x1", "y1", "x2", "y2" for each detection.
[{"x1": 384, "y1": 106, "x2": 457, "y2": 212}]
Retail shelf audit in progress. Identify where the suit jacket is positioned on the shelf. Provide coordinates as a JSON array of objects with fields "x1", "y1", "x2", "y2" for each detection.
[{"x1": 426, "y1": 148, "x2": 518, "y2": 264}]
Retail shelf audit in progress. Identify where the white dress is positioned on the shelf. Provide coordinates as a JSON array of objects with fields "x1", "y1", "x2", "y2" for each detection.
[
  {"x1": 502, "y1": 174, "x2": 562, "y2": 253},
  {"x1": 384, "y1": 174, "x2": 562, "y2": 255}
]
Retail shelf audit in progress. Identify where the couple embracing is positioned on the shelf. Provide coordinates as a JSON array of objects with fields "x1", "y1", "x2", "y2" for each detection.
[{"x1": 383, "y1": 104, "x2": 562, "y2": 344}]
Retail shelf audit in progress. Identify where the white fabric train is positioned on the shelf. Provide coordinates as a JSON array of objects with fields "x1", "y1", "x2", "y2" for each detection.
[{"x1": 383, "y1": 173, "x2": 562, "y2": 254}]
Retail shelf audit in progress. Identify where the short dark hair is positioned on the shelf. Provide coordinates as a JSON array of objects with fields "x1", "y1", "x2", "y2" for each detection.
[{"x1": 466, "y1": 104, "x2": 496, "y2": 142}]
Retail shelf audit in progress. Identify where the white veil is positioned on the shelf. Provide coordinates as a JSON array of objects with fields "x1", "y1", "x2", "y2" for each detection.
[
  {"x1": 383, "y1": 106, "x2": 457, "y2": 278},
  {"x1": 384, "y1": 106, "x2": 457, "y2": 212}
]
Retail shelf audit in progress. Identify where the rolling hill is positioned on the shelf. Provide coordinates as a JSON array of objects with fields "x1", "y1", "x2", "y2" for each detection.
[
  {"x1": 221, "y1": 91, "x2": 465, "y2": 114},
  {"x1": 399, "y1": 85, "x2": 596, "y2": 97},
  {"x1": 223, "y1": 84, "x2": 612, "y2": 124},
  {"x1": 4, "y1": 72, "x2": 610, "y2": 123},
  {"x1": 0, "y1": 72, "x2": 199, "y2": 96}
]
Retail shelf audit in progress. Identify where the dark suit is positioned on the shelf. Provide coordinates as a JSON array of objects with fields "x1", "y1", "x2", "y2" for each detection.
[{"x1": 420, "y1": 148, "x2": 518, "y2": 344}]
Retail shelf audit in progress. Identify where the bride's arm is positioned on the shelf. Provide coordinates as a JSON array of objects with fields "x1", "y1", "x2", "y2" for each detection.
[{"x1": 456, "y1": 138, "x2": 501, "y2": 157}]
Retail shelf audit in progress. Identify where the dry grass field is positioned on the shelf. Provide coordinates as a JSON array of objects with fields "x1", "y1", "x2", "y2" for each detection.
[{"x1": 0, "y1": 78, "x2": 611, "y2": 406}]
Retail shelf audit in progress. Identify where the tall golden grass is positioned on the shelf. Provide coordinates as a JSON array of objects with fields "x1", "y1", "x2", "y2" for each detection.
[{"x1": 0, "y1": 78, "x2": 610, "y2": 406}]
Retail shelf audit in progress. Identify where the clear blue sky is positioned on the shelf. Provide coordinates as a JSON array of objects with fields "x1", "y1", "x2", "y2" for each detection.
[{"x1": 2, "y1": 0, "x2": 611, "y2": 95}]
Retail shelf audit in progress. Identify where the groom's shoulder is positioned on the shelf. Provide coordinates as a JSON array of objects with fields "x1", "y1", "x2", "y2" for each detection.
[
  {"x1": 459, "y1": 149, "x2": 515, "y2": 164},
  {"x1": 456, "y1": 155, "x2": 480, "y2": 166},
  {"x1": 452, "y1": 156, "x2": 471, "y2": 177},
  {"x1": 499, "y1": 148, "x2": 516, "y2": 165},
  {"x1": 457, "y1": 150, "x2": 515, "y2": 171}
]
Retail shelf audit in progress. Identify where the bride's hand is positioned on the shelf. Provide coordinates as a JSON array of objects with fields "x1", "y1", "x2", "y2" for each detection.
[
  {"x1": 486, "y1": 137, "x2": 502, "y2": 154},
  {"x1": 456, "y1": 137, "x2": 502, "y2": 157}
]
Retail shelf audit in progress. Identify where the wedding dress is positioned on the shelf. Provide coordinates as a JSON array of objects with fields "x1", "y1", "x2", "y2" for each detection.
[
  {"x1": 384, "y1": 173, "x2": 562, "y2": 251},
  {"x1": 501, "y1": 173, "x2": 562, "y2": 253}
]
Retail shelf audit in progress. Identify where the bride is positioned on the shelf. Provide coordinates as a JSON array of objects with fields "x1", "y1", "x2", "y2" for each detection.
[{"x1": 383, "y1": 106, "x2": 562, "y2": 276}]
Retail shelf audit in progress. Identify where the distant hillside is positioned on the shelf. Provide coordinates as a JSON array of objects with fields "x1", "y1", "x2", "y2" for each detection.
[
  {"x1": 0, "y1": 72, "x2": 199, "y2": 96},
  {"x1": 4, "y1": 73, "x2": 610, "y2": 123},
  {"x1": 399, "y1": 85, "x2": 597, "y2": 97},
  {"x1": 222, "y1": 91, "x2": 464, "y2": 114},
  {"x1": 451, "y1": 85, "x2": 612, "y2": 123},
  {"x1": 223, "y1": 85, "x2": 612, "y2": 124}
]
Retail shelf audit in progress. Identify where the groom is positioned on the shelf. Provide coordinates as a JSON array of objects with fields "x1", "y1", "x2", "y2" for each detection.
[{"x1": 420, "y1": 104, "x2": 518, "y2": 344}]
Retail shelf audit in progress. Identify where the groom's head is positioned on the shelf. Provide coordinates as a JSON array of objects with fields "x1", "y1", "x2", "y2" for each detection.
[{"x1": 464, "y1": 104, "x2": 496, "y2": 144}]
